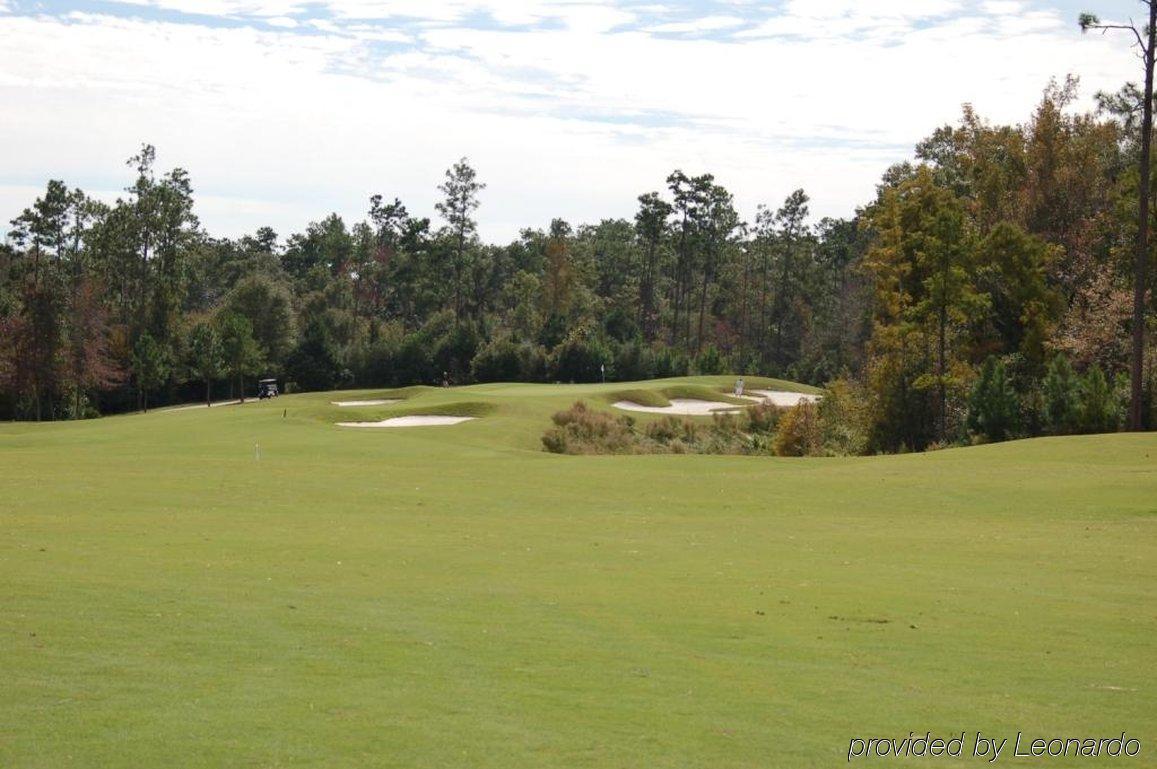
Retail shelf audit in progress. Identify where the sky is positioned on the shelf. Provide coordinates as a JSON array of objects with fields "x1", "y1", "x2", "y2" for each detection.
[{"x1": 0, "y1": 0, "x2": 1145, "y2": 244}]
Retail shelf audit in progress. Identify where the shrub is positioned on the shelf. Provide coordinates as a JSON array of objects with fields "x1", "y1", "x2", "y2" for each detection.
[
  {"x1": 818, "y1": 378, "x2": 869, "y2": 455},
  {"x1": 773, "y1": 401, "x2": 822, "y2": 457},
  {"x1": 745, "y1": 401, "x2": 782, "y2": 435},
  {"x1": 644, "y1": 415, "x2": 701, "y2": 445},
  {"x1": 967, "y1": 357, "x2": 1020, "y2": 443},
  {"x1": 541, "y1": 401, "x2": 638, "y2": 454}
]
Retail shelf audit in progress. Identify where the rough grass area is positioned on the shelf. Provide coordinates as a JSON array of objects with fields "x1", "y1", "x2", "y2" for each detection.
[{"x1": 2, "y1": 376, "x2": 1154, "y2": 769}]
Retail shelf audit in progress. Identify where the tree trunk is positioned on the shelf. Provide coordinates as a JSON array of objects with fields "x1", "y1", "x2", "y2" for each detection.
[
  {"x1": 206, "y1": 378, "x2": 211, "y2": 407},
  {"x1": 1131, "y1": 1, "x2": 1156, "y2": 430}
]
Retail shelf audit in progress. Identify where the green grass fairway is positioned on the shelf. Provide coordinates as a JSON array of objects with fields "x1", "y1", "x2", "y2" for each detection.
[{"x1": 2, "y1": 377, "x2": 1154, "y2": 768}]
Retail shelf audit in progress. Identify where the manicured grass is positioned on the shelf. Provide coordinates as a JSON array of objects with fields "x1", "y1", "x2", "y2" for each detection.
[
  {"x1": 322, "y1": 400, "x2": 498, "y2": 425},
  {"x1": 606, "y1": 381, "x2": 776, "y2": 409},
  {"x1": 604, "y1": 388, "x2": 673, "y2": 407},
  {"x1": 1, "y1": 376, "x2": 1154, "y2": 768},
  {"x1": 657, "y1": 384, "x2": 749, "y2": 405}
]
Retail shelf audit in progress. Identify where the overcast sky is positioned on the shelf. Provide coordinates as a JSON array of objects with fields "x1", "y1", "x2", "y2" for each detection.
[{"x1": 0, "y1": 0, "x2": 1143, "y2": 244}]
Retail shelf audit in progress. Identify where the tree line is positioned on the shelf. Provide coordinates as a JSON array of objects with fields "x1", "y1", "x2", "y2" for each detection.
[{"x1": 1, "y1": 78, "x2": 1153, "y2": 451}]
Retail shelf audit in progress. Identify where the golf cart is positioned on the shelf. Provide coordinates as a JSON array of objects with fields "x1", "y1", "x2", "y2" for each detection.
[{"x1": 257, "y1": 378, "x2": 279, "y2": 399}]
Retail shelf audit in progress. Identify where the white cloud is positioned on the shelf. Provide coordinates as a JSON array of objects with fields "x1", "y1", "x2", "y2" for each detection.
[
  {"x1": 982, "y1": 0, "x2": 1027, "y2": 13},
  {"x1": 109, "y1": 0, "x2": 308, "y2": 17},
  {"x1": 648, "y1": 15, "x2": 746, "y2": 34},
  {"x1": 0, "y1": 3, "x2": 1140, "y2": 243}
]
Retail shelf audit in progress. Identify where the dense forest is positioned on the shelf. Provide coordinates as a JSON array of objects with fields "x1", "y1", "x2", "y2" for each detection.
[{"x1": 2, "y1": 77, "x2": 1154, "y2": 452}]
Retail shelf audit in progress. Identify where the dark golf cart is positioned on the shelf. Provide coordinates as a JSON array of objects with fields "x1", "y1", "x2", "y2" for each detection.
[{"x1": 257, "y1": 378, "x2": 279, "y2": 399}]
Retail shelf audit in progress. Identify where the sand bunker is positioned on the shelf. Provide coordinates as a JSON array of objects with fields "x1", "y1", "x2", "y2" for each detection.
[
  {"x1": 337, "y1": 416, "x2": 476, "y2": 428},
  {"x1": 747, "y1": 390, "x2": 821, "y2": 407},
  {"x1": 614, "y1": 390, "x2": 821, "y2": 416},
  {"x1": 613, "y1": 399, "x2": 744, "y2": 416},
  {"x1": 331, "y1": 399, "x2": 400, "y2": 407}
]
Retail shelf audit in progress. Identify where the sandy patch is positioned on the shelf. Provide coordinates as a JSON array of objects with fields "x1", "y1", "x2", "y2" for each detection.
[
  {"x1": 614, "y1": 390, "x2": 821, "y2": 415},
  {"x1": 337, "y1": 416, "x2": 476, "y2": 428},
  {"x1": 613, "y1": 399, "x2": 744, "y2": 416},
  {"x1": 331, "y1": 399, "x2": 400, "y2": 407},
  {"x1": 747, "y1": 390, "x2": 821, "y2": 407}
]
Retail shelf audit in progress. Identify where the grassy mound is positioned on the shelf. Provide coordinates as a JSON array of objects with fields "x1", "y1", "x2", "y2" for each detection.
[
  {"x1": 384, "y1": 401, "x2": 497, "y2": 419},
  {"x1": 605, "y1": 384, "x2": 751, "y2": 409},
  {"x1": 660, "y1": 384, "x2": 750, "y2": 405},
  {"x1": 329, "y1": 400, "x2": 496, "y2": 424},
  {"x1": 604, "y1": 388, "x2": 672, "y2": 408},
  {"x1": 715, "y1": 375, "x2": 822, "y2": 394}
]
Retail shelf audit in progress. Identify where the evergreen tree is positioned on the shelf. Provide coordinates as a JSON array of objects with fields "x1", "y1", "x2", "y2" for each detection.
[
  {"x1": 1042, "y1": 355, "x2": 1081, "y2": 434},
  {"x1": 1079, "y1": 364, "x2": 1122, "y2": 433},
  {"x1": 967, "y1": 357, "x2": 1020, "y2": 442}
]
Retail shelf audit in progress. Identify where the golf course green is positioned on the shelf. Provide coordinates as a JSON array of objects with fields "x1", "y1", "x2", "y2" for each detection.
[{"x1": 2, "y1": 377, "x2": 1154, "y2": 767}]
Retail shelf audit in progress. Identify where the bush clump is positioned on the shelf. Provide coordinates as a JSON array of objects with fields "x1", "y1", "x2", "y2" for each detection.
[
  {"x1": 544, "y1": 386, "x2": 866, "y2": 457},
  {"x1": 543, "y1": 399, "x2": 791, "y2": 455},
  {"x1": 773, "y1": 401, "x2": 822, "y2": 457},
  {"x1": 541, "y1": 401, "x2": 638, "y2": 454}
]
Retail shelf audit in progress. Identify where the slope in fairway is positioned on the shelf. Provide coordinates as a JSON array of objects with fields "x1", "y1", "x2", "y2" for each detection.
[{"x1": 1, "y1": 378, "x2": 1154, "y2": 768}]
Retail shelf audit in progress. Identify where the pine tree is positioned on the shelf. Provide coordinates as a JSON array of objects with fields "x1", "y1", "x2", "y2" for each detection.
[
  {"x1": 1042, "y1": 355, "x2": 1081, "y2": 434},
  {"x1": 967, "y1": 357, "x2": 1020, "y2": 442}
]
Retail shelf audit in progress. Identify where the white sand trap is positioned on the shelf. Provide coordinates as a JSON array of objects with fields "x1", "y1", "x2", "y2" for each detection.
[
  {"x1": 337, "y1": 415, "x2": 476, "y2": 428},
  {"x1": 331, "y1": 399, "x2": 400, "y2": 407},
  {"x1": 613, "y1": 398, "x2": 744, "y2": 416},
  {"x1": 747, "y1": 390, "x2": 821, "y2": 407}
]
